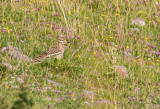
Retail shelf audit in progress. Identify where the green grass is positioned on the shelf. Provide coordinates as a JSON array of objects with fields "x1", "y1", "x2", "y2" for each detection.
[{"x1": 0, "y1": 0, "x2": 160, "y2": 108}]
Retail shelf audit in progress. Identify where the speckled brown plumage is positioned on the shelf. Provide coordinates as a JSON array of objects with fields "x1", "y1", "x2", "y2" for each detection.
[{"x1": 33, "y1": 39, "x2": 66, "y2": 63}]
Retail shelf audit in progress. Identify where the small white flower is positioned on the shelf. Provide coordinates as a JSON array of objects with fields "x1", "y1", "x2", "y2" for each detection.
[
  {"x1": 84, "y1": 102, "x2": 89, "y2": 104},
  {"x1": 11, "y1": 76, "x2": 15, "y2": 79},
  {"x1": 31, "y1": 84, "x2": 35, "y2": 86},
  {"x1": 21, "y1": 40, "x2": 24, "y2": 43},
  {"x1": 155, "y1": 2, "x2": 159, "y2": 5}
]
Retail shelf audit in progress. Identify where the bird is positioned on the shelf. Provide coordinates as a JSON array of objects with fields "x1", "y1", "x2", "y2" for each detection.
[{"x1": 33, "y1": 37, "x2": 67, "y2": 64}]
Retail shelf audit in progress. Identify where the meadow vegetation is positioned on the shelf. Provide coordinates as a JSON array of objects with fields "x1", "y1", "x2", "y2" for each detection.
[{"x1": 0, "y1": 0, "x2": 160, "y2": 108}]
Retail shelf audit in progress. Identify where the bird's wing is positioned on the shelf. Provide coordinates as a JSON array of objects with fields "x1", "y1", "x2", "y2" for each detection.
[{"x1": 34, "y1": 46, "x2": 61, "y2": 61}]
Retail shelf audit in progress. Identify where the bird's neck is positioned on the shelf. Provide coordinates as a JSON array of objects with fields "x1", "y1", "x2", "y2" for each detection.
[{"x1": 58, "y1": 42, "x2": 65, "y2": 52}]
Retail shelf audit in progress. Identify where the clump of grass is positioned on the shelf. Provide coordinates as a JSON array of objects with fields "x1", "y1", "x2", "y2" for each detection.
[
  {"x1": 11, "y1": 85, "x2": 34, "y2": 109},
  {"x1": 0, "y1": 95, "x2": 9, "y2": 109},
  {"x1": 0, "y1": 59, "x2": 6, "y2": 85}
]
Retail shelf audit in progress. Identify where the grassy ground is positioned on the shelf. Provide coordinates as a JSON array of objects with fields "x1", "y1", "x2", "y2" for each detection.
[{"x1": 0, "y1": 0, "x2": 160, "y2": 108}]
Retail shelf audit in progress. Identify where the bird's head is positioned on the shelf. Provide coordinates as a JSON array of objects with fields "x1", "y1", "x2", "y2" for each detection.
[{"x1": 58, "y1": 36, "x2": 69, "y2": 45}]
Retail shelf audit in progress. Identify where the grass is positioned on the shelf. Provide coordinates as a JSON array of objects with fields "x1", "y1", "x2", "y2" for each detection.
[{"x1": 0, "y1": 0, "x2": 160, "y2": 108}]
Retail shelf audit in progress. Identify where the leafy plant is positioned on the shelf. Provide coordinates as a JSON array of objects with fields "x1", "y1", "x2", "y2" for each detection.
[
  {"x1": 11, "y1": 85, "x2": 34, "y2": 109},
  {"x1": 0, "y1": 96, "x2": 9, "y2": 109}
]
